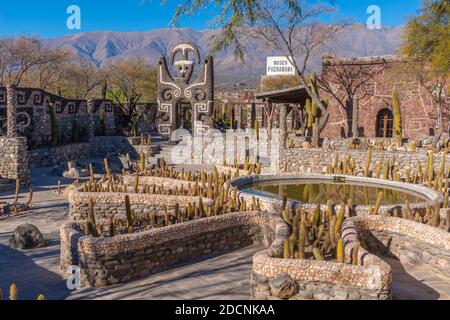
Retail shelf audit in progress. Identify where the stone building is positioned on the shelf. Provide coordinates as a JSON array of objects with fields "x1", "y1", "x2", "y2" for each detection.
[
  {"x1": 237, "y1": 55, "x2": 448, "y2": 141},
  {"x1": 319, "y1": 55, "x2": 448, "y2": 139}
]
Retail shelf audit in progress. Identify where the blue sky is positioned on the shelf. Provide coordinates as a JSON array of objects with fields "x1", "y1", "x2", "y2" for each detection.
[{"x1": 0, "y1": 0, "x2": 423, "y2": 39}]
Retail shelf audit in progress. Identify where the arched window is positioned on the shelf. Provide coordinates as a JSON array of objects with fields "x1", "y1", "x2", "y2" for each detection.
[{"x1": 375, "y1": 108, "x2": 394, "y2": 138}]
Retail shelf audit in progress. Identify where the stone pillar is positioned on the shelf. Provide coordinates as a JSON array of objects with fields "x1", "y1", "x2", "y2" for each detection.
[
  {"x1": 352, "y1": 95, "x2": 359, "y2": 138},
  {"x1": 87, "y1": 100, "x2": 95, "y2": 141},
  {"x1": 6, "y1": 84, "x2": 17, "y2": 137},
  {"x1": 0, "y1": 137, "x2": 30, "y2": 185},
  {"x1": 279, "y1": 104, "x2": 287, "y2": 149}
]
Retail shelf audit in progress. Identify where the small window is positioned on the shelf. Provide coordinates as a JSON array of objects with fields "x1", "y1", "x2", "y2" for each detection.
[{"x1": 375, "y1": 108, "x2": 394, "y2": 138}]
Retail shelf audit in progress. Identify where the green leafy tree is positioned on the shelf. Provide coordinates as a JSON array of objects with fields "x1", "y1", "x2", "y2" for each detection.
[
  {"x1": 103, "y1": 58, "x2": 157, "y2": 126},
  {"x1": 402, "y1": 0, "x2": 449, "y2": 143}
]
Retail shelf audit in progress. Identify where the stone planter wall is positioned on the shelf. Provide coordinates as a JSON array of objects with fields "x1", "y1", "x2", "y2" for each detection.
[
  {"x1": 60, "y1": 211, "x2": 285, "y2": 287},
  {"x1": 280, "y1": 148, "x2": 450, "y2": 175},
  {"x1": 28, "y1": 136, "x2": 156, "y2": 168},
  {"x1": 68, "y1": 189, "x2": 214, "y2": 221},
  {"x1": 353, "y1": 215, "x2": 450, "y2": 280},
  {"x1": 251, "y1": 215, "x2": 450, "y2": 300},
  {"x1": 251, "y1": 216, "x2": 392, "y2": 300},
  {"x1": 0, "y1": 137, "x2": 29, "y2": 184}
]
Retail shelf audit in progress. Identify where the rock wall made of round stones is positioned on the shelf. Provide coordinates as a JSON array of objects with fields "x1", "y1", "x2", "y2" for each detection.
[
  {"x1": 60, "y1": 211, "x2": 287, "y2": 287},
  {"x1": 68, "y1": 190, "x2": 213, "y2": 221}
]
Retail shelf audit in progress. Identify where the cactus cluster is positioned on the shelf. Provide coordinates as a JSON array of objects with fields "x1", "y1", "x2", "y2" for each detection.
[
  {"x1": 281, "y1": 200, "x2": 358, "y2": 264},
  {"x1": 0, "y1": 284, "x2": 45, "y2": 300},
  {"x1": 79, "y1": 161, "x2": 263, "y2": 237}
]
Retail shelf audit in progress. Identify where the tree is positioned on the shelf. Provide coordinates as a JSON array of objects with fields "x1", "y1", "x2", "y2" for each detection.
[
  {"x1": 103, "y1": 58, "x2": 157, "y2": 126},
  {"x1": 21, "y1": 49, "x2": 73, "y2": 91},
  {"x1": 0, "y1": 37, "x2": 60, "y2": 137},
  {"x1": 58, "y1": 57, "x2": 105, "y2": 99},
  {"x1": 170, "y1": 0, "x2": 343, "y2": 147},
  {"x1": 317, "y1": 55, "x2": 387, "y2": 138},
  {"x1": 402, "y1": 0, "x2": 449, "y2": 144}
]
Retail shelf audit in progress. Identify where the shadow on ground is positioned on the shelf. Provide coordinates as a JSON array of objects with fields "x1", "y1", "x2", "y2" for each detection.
[{"x1": 0, "y1": 243, "x2": 71, "y2": 300}]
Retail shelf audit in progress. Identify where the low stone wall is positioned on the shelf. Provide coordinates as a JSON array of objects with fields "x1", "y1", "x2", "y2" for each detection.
[
  {"x1": 60, "y1": 211, "x2": 285, "y2": 287},
  {"x1": 28, "y1": 136, "x2": 152, "y2": 168},
  {"x1": 122, "y1": 176, "x2": 193, "y2": 190},
  {"x1": 354, "y1": 215, "x2": 450, "y2": 280},
  {"x1": 0, "y1": 137, "x2": 29, "y2": 184},
  {"x1": 251, "y1": 216, "x2": 392, "y2": 300},
  {"x1": 68, "y1": 189, "x2": 214, "y2": 221},
  {"x1": 280, "y1": 147, "x2": 450, "y2": 175}
]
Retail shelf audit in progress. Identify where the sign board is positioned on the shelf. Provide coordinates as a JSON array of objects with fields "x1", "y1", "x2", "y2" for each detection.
[{"x1": 266, "y1": 56, "x2": 295, "y2": 76}]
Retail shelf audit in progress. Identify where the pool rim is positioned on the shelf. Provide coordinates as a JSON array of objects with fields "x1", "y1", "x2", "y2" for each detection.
[{"x1": 230, "y1": 173, "x2": 443, "y2": 213}]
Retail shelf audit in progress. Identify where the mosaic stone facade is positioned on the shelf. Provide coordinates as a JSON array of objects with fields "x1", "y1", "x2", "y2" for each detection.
[
  {"x1": 60, "y1": 211, "x2": 279, "y2": 287},
  {"x1": 0, "y1": 87, "x2": 116, "y2": 147},
  {"x1": 156, "y1": 42, "x2": 214, "y2": 138}
]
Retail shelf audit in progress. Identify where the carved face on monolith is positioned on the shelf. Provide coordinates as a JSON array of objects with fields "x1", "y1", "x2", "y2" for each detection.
[{"x1": 170, "y1": 42, "x2": 201, "y2": 84}]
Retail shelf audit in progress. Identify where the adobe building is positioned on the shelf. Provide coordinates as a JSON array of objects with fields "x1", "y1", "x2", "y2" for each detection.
[
  {"x1": 248, "y1": 55, "x2": 448, "y2": 140},
  {"x1": 320, "y1": 55, "x2": 448, "y2": 139}
]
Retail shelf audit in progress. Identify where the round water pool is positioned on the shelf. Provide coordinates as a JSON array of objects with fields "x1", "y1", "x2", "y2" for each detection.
[{"x1": 231, "y1": 174, "x2": 442, "y2": 213}]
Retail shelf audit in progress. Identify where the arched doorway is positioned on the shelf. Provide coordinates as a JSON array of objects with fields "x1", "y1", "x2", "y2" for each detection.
[
  {"x1": 375, "y1": 108, "x2": 394, "y2": 138},
  {"x1": 176, "y1": 100, "x2": 192, "y2": 131}
]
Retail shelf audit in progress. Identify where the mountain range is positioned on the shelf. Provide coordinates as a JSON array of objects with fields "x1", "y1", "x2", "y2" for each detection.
[{"x1": 43, "y1": 25, "x2": 404, "y2": 85}]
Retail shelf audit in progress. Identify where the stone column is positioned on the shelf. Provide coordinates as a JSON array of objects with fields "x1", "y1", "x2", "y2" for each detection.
[
  {"x1": 352, "y1": 95, "x2": 359, "y2": 138},
  {"x1": 6, "y1": 84, "x2": 17, "y2": 137},
  {"x1": 87, "y1": 100, "x2": 96, "y2": 141},
  {"x1": 279, "y1": 104, "x2": 287, "y2": 149}
]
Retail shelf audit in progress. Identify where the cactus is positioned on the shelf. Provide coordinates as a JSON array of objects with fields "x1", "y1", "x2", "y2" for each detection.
[
  {"x1": 373, "y1": 191, "x2": 383, "y2": 215},
  {"x1": 133, "y1": 175, "x2": 139, "y2": 193},
  {"x1": 335, "y1": 205, "x2": 345, "y2": 235},
  {"x1": 104, "y1": 158, "x2": 112, "y2": 181},
  {"x1": 336, "y1": 238, "x2": 344, "y2": 263},
  {"x1": 48, "y1": 104, "x2": 59, "y2": 146},
  {"x1": 9, "y1": 283, "x2": 18, "y2": 300},
  {"x1": 364, "y1": 147, "x2": 372, "y2": 177},
  {"x1": 87, "y1": 197, "x2": 99, "y2": 237},
  {"x1": 125, "y1": 195, "x2": 134, "y2": 233},
  {"x1": 139, "y1": 152, "x2": 146, "y2": 172},
  {"x1": 13, "y1": 178, "x2": 20, "y2": 205},
  {"x1": 312, "y1": 247, "x2": 323, "y2": 261},
  {"x1": 392, "y1": 91, "x2": 402, "y2": 145},
  {"x1": 89, "y1": 163, "x2": 95, "y2": 182},
  {"x1": 99, "y1": 111, "x2": 107, "y2": 136},
  {"x1": 36, "y1": 294, "x2": 45, "y2": 300},
  {"x1": 283, "y1": 239, "x2": 290, "y2": 259},
  {"x1": 299, "y1": 218, "x2": 306, "y2": 259},
  {"x1": 352, "y1": 242, "x2": 360, "y2": 265},
  {"x1": 432, "y1": 200, "x2": 441, "y2": 227}
]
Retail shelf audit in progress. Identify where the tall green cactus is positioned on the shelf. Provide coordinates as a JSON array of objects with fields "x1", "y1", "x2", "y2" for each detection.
[
  {"x1": 125, "y1": 195, "x2": 134, "y2": 233},
  {"x1": 392, "y1": 91, "x2": 402, "y2": 145},
  {"x1": 99, "y1": 111, "x2": 107, "y2": 136},
  {"x1": 139, "y1": 152, "x2": 146, "y2": 172},
  {"x1": 87, "y1": 197, "x2": 99, "y2": 237},
  {"x1": 48, "y1": 104, "x2": 59, "y2": 146}
]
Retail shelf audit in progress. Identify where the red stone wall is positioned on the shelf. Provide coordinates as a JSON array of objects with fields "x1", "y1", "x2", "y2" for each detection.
[{"x1": 319, "y1": 58, "x2": 449, "y2": 139}]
